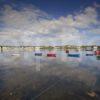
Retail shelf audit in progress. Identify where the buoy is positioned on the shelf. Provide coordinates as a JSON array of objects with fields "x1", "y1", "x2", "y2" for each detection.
[{"x1": 66, "y1": 50, "x2": 69, "y2": 53}]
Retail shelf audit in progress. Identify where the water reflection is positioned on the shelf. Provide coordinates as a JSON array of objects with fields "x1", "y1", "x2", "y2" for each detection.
[
  {"x1": 96, "y1": 56, "x2": 100, "y2": 60},
  {"x1": 0, "y1": 50, "x2": 100, "y2": 100}
]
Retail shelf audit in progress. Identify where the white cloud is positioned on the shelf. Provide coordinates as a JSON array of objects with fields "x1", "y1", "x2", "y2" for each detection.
[
  {"x1": 88, "y1": 28, "x2": 100, "y2": 34},
  {"x1": 0, "y1": 4, "x2": 100, "y2": 46}
]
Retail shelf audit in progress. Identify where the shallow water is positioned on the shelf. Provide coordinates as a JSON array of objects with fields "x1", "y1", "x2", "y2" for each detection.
[{"x1": 0, "y1": 50, "x2": 100, "y2": 100}]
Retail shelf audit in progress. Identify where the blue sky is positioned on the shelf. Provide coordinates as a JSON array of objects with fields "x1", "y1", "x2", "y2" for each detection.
[
  {"x1": 0, "y1": 0, "x2": 100, "y2": 46},
  {"x1": 0, "y1": 0, "x2": 100, "y2": 18}
]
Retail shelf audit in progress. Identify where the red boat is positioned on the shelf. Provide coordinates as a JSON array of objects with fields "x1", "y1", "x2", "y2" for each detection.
[
  {"x1": 47, "y1": 53, "x2": 56, "y2": 57},
  {"x1": 95, "y1": 50, "x2": 100, "y2": 55}
]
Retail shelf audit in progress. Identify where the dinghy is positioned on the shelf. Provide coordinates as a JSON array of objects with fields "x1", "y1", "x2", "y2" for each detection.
[
  {"x1": 35, "y1": 48, "x2": 42, "y2": 56},
  {"x1": 47, "y1": 53, "x2": 56, "y2": 57},
  {"x1": 68, "y1": 54, "x2": 80, "y2": 57},
  {"x1": 86, "y1": 51, "x2": 94, "y2": 56},
  {"x1": 95, "y1": 50, "x2": 100, "y2": 55},
  {"x1": 35, "y1": 53, "x2": 42, "y2": 56},
  {"x1": 86, "y1": 54, "x2": 94, "y2": 56}
]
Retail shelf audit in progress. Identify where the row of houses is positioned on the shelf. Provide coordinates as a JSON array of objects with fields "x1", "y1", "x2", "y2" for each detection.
[
  {"x1": 0, "y1": 45, "x2": 100, "y2": 52},
  {"x1": 55, "y1": 45, "x2": 100, "y2": 51}
]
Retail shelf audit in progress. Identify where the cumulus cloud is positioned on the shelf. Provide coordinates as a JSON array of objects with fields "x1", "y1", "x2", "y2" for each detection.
[
  {"x1": 88, "y1": 28, "x2": 100, "y2": 34},
  {"x1": 0, "y1": 4, "x2": 100, "y2": 46}
]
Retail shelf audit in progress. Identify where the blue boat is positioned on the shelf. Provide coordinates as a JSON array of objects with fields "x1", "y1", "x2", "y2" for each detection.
[
  {"x1": 86, "y1": 54, "x2": 94, "y2": 56},
  {"x1": 35, "y1": 53, "x2": 42, "y2": 56},
  {"x1": 68, "y1": 54, "x2": 80, "y2": 57}
]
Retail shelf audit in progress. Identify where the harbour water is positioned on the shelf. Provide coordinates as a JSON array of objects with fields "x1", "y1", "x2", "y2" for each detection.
[{"x1": 0, "y1": 50, "x2": 100, "y2": 100}]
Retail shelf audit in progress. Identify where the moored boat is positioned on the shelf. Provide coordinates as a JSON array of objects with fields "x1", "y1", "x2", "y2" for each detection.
[
  {"x1": 47, "y1": 53, "x2": 56, "y2": 57},
  {"x1": 86, "y1": 54, "x2": 94, "y2": 56},
  {"x1": 35, "y1": 53, "x2": 42, "y2": 56},
  {"x1": 95, "y1": 50, "x2": 100, "y2": 55},
  {"x1": 86, "y1": 51, "x2": 94, "y2": 56},
  {"x1": 68, "y1": 54, "x2": 80, "y2": 57}
]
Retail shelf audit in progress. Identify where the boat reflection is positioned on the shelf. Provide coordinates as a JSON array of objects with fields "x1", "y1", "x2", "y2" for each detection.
[{"x1": 96, "y1": 55, "x2": 100, "y2": 60}]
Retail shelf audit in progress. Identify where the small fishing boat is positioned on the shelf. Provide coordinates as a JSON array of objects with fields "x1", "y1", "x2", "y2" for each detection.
[
  {"x1": 68, "y1": 54, "x2": 80, "y2": 57},
  {"x1": 95, "y1": 50, "x2": 100, "y2": 55},
  {"x1": 86, "y1": 51, "x2": 94, "y2": 56},
  {"x1": 86, "y1": 54, "x2": 94, "y2": 56},
  {"x1": 47, "y1": 53, "x2": 56, "y2": 57},
  {"x1": 35, "y1": 53, "x2": 42, "y2": 56}
]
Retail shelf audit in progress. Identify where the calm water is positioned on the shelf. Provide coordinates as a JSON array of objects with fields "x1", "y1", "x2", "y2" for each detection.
[{"x1": 0, "y1": 50, "x2": 100, "y2": 100}]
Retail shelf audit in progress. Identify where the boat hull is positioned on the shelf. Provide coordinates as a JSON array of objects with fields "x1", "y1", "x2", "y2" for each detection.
[
  {"x1": 86, "y1": 54, "x2": 94, "y2": 56},
  {"x1": 68, "y1": 54, "x2": 80, "y2": 57},
  {"x1": 35, "y1": 53, "x2": 42, "y2": 56},
  {"x1": 47, "y1": 54, "x2": 56, "y2": 57},
  {"x1": 95, "y1": 50, "x2": 100, "y2": 55}
]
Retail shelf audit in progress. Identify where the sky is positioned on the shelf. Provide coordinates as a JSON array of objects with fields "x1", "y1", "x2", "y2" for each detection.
[{"x1": 0, "y1": 0, "x2": 100, "y2": 46}]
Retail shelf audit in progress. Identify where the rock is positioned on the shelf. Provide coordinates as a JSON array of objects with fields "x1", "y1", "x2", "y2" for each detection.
[
  {"x1": 9, "y1": 92, "x2": 13, "y2": 96},
  {"x1": 87, "y1": 91, "x2": 96, "y2": 97}
]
